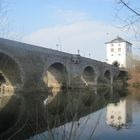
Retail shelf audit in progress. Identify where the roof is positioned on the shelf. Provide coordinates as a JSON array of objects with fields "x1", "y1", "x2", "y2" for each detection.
[{"x1": 105, "y1": 36, "x2": 132, "y2": 45}]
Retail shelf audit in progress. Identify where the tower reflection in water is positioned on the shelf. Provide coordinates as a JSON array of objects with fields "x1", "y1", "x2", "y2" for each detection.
[{"x1": 106, "y1": 98, "x2": 132, "y2": 128}]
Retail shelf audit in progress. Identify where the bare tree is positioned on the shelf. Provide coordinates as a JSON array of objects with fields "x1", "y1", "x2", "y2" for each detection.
[
  {"x1": 0, "y1": 0, "x2": 23, "y2": 40},
  {"x1": 115, "y1": 0, "x2": 140, "y2": 39},
  {"x1": 118, "y1": 0, "x2": 140, "y2": 16}
]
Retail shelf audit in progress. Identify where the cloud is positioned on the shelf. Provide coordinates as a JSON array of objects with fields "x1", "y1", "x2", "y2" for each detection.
[{"x1": 22, "y1": 20, "x2": 134, "y2": 61}]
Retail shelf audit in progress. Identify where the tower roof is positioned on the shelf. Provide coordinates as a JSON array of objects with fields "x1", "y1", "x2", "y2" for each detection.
[{"x1": 105, "y1": 36, "x2": 132, "y2": 45}]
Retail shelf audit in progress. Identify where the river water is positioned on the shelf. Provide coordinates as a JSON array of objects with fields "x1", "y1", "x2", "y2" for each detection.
[{"x1": 0, "y1": 87, "x2": 140, "y2": 140}]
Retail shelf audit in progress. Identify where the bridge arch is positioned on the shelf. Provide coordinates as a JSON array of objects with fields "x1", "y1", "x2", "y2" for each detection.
[
  {"x1": 0, "y1": 51, "x2": 24, "y2": 93},
  {"x1": 82, "y1": 66, "x2": 95, "y2": 85},
  {"x1": 117, "y1": 70, "x2": 128, "y2": 80},
  {"x1": 43, "y1": 62, "x2": 68, "y2": 89},
  {"x1": 104, "y1": 69, "x2": 112, "y2": 83}
]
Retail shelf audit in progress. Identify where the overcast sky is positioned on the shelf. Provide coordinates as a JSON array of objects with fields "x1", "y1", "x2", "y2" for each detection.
[{"x1": 2, "y1": 0, "x2": 140, "y2": 61}]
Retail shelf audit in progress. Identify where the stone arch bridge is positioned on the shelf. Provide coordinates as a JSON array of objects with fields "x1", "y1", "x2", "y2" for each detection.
[{"x1": 0, "y1": 38, "x2": 124, "y2": 93}]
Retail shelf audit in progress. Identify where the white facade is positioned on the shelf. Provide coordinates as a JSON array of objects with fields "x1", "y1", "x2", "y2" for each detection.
[
  {"x1": 106, "y1": 37, "x2": 132, "y2": 69},
  {"x1": 106, "y1": 99, "x2": 132, "y2": 128}
]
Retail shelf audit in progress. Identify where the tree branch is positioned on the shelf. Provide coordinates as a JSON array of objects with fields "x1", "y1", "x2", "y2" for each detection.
[{"x1": 120, "y1": 0, "x2": 140, "y2": 16}]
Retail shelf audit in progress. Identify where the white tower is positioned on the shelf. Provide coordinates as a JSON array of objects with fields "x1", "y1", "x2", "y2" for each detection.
[{"x1": 106, "y1": 36, "x2": 132, "y2": 69}]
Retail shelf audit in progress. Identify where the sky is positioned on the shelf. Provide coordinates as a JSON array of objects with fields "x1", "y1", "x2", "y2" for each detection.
[{"x1": 1, "y1": 0, "x2": 140, "y2": 61}]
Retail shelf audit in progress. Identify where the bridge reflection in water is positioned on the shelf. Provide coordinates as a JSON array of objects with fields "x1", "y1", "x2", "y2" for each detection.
[{"x1": 0, "y1": 85, "x2": 131, "y2": 140}]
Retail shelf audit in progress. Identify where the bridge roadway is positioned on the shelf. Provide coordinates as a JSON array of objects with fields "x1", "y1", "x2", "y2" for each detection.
[{"x1": 0, "y1": 38, "x2": 121, "y2": 93}]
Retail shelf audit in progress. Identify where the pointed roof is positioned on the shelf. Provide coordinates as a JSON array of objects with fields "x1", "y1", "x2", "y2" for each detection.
[{"x1": 105, "y1": 36, "x2": 132, "y2": 45}]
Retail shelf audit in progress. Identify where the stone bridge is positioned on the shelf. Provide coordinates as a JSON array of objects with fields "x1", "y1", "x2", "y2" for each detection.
[{"x1": 0, "y1": 38, "x2": 123, "y2": 93}]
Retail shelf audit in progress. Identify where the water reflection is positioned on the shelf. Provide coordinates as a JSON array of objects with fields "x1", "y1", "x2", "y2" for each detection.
[
  {"x1": 0, "y1": 86, "x2": 138, "y2": 140},
  {"x1": 0, "y1": 94, "x2": 25, "y2": 140},
  {"x1": 106, "y1": 99, "x2": 132, "y2": 129}
]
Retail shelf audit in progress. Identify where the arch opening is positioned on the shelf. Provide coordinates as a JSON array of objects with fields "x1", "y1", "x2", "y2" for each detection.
[
  {"x1": 0, "y1": 52, "x2": 22, "y2": 94},
  {"x1": 117, "y1": 71, "x2": 128, "y2": 80},
  {"x1": 82, "y1": 66, "x2": 95, "y2": 85},
  {"x1": 44, "y1": 63, "x2": 67, "y2": 89},
  {"x1": 0, "y1": 73, "x2": 6, "y2": 85},
  {"x1": 104, "y1": 70, "x2": 111, "y2": 82}
]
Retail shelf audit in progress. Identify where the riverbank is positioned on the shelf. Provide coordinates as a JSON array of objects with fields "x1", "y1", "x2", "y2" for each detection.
[{"x1": 127, "y1": 71, "x2": 140, "y2": 88}]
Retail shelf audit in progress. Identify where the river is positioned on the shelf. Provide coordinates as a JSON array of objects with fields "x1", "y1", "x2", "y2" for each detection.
[{"x1": 0, "y1": 87, "x2": 140, "y2": 140}]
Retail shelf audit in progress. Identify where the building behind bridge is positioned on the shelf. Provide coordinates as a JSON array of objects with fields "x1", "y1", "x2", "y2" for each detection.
[{"x1": 106, "y1": 36, "x2": 133, "y2": 70}]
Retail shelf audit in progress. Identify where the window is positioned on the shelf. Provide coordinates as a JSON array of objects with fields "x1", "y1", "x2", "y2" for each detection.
[
  {"x1": 118, "y1": 48, "x2": 121, "y2": 52},
  {"x1": 111, "y1": 44, "x2": 114, "y2": 46},
  {"x1": 111, "y1": 115, "x2": 114, "y2": 119},
  {"x1": 111, "y1": 48, "x2": 114, "y2": 52},
  {"x1": 118, "y1": 43, "x2": 121, "y2": 46},
  {"x1": 118, "y1": 116, "x2": 122, "y2": 120}
]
